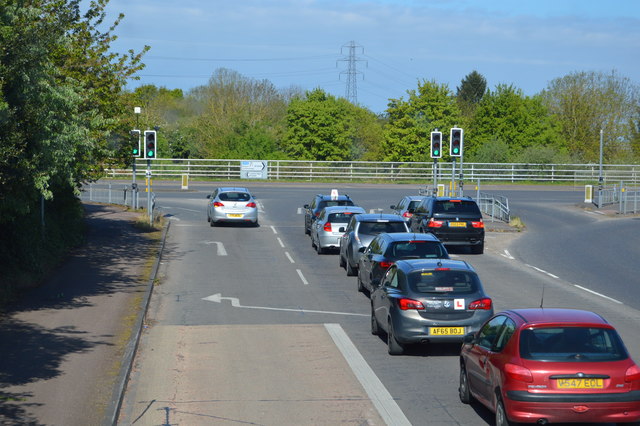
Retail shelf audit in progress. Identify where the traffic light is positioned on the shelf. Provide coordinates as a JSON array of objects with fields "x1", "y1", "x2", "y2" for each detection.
[
  {"x1": 430, "y1": 131, "x2": 442, "y2": 158},
  {"x1": 144, "y1": 130, "x2": 157, "y2": 159},
  {"x1": 450, "y1": 127, "x2": 463, "y2": 157},
  {"x1": 131, "y1": 130, "x2": 141, "y2": 157}
]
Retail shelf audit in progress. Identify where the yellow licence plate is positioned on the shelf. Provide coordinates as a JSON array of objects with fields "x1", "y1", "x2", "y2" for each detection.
[
  {"x1": 448, "y1": 222, "x2": 467, "y2": 227},
  {"x1": 429, "y1": 327, "x2": 465, "y2": 336},
  {"x1": 227, "y1": 213, "x2": 243, "y2": 218},
  {"x1": 556, "y1": 378, "x2": 604, "y2": 389}
]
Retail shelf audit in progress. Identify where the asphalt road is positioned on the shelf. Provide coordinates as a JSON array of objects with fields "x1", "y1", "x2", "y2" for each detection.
[{"x1": 114, "y1": 182, "x2": 640, "y2": 426}]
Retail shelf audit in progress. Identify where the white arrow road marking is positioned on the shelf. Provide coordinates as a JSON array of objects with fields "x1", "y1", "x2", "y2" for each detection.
[
  {"x1": 202, "y1": 293, "x2": 368, "y2": 317},
  {"x1": 202, "y1": 241, "x2": 227, "y2": 256},
  {"x1": 501, "y1": 250, "x2": 515, "y2": 260}
]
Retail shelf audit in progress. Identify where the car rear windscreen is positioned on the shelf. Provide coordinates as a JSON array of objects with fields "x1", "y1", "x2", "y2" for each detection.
[
  {"x1": 219, "y1": 192, "x2": 250, "y2": 202},
  {"x1": 328, "y1": 212, "x2": 357, "y2": 222},
  {"x1": 433, "y1": 200, "x2": 481, "y2": 215},
  {"x1": 387, "y1": 241, "x2": 448, "y2": 259},
  {"x1": 519, "y1": 327, "x2": 628, "y2": 362},
  {"x1": 321, "y1": 200, "x2": 354, "y2": 208},
  {"x1": 358, "y1": 221, "x2": 407, "y2": 235},
  {"x1": 408, "y1": 270, "x2": 479, "y2": 294}
]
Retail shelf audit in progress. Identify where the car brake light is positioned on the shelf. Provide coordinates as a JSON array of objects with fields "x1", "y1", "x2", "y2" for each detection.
[
  {"x1": 435, "y1": 267, "x2": 450, "y2": 271},
  {"x1": 379, "y1": 261, "x2": 394, "y2": 269},
  {"x1": 625, "y1": 365, "x2": 640, "y2": 382},
  {"x1": 428, "y1": 218, "x2": 444, "y2": 228},
  {"x1": 213, "y1": 201, "x2": 224, "y2": 207},
  {"x1": 471, "y1": 220, "x2": 484, "y2": 228},
  {"x1": 323, "y1": 222, "x2": 332, "y2": 232},
  {"x1": 246, "y1": 202, "x2": 257, "y2": 208},
  {"x1": 468, "y1": 298, "x2": 492, "y2": 310},
  {"x1": 398, "y1": 298, "x2": 425, "y2": 310},
  {"x1": 402, "y1": 211, "x2": 412, "y2": 218},
  {"x1": 450, "y1": 200, "x2": 462, "y2": 202},
  {"x1": 504, "y1": 363, "x2": 533, "y2": 383}
]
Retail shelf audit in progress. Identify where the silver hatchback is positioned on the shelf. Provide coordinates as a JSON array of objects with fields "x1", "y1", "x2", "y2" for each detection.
[
  {"x1": 371, "y1": 259, "x2": 493, "y2": 355},
  {"x1": 311, "y1": 206, "x2": 366, "y2": 254},
  {"x1": 206, "y1": 187, "x2": 258, "y2": 226}
]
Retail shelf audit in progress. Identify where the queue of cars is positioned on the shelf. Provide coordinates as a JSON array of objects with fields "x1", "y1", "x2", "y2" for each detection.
[{"x1": 301, "y1": 190, "x2": 640, "y2": 426}]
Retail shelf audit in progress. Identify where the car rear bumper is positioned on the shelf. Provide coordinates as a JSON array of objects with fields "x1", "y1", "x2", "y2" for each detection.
[
  {"x1": 504, "y1": 390, "x2": 640, "y2": 423},
  {"x1": 391, "y1": 312, "x2": 491, "y2": 344},
  {"x1": 211, "y1": 210, "x2": 258, "y2": 223},
  {"x1": 318, "y1": 234, "x2": 342, "y2": 249}
]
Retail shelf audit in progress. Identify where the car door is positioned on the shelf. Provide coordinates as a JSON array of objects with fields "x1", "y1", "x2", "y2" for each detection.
[
  {"x1": 359, "y1": 236, "x2": 381, "y2": 290},
  {"x1": 372, "y1": 266, "x2": 400, "y2": 333},
  {"x1": 464, "y1": 315, "x2": 508, "y2": 405}
]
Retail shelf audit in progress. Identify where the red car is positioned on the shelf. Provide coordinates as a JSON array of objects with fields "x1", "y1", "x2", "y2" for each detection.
[{"x1": 459, "y1": 308, "x2": 640, "y2": 425}]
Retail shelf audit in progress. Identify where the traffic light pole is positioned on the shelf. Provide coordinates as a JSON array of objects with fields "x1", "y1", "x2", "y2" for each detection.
[
  {"x1": 433, "y1": 158, "x2": 438, "y2": 196},
  {"x1": 146, "y1": 160, "x2": 152, "y2": 226}
]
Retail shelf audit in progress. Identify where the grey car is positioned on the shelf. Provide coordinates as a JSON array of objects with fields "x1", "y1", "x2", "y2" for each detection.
[
  {"x1": 370, "y1": 259, "x2": 494, "y2": 355},
  {"x1": 310, "y1": 206, "x2": 366, "y2": 254},
  {"x1": 357, "y1": 232, "x2": 449, "y2": 294},
  {"x1": 339, "y1": 214, "x2": 409, "y2": 276},
  {"x1": 390, "y1": 195, "x2": 427, "y2": 222},
  {"x1": 206, "y1": 187, "x2": 258, "y2": 226}
]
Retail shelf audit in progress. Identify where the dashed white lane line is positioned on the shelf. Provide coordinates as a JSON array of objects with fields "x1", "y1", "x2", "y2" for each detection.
[
  {"x1": 325, "y1": 323, "x2": 411, "y2": 426},
  {"x1": 277, "y1": 237, "x2": 285, "y2": 248},
  {"x1": 525, "y1": 264, "x2": 559, "y2": 279},
  {"x1": 285, "y1": 252, "x2": 295, "y2": 264},
  {"x1": 573, "y1": 285, "x2": 623, "y2": 304},
  {"x1": 296, "y1": 269, "x2": 309, "y2": 285},
  {"x1": 270, "y1": 225, "x2": 278, "y2": 234}
]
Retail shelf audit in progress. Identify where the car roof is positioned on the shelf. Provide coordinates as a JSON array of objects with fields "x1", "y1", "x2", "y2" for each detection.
[
  {"x1": 503, "y1": 308, "x2": 610, "y2": 326},
  {"x1": 354, "y1": 213, "x2": 406, "y2": 222},
  {"x1": 317, "y1": 194, "x2": 351, "y2": 200},
  {"x1": 394, "y1": 258, "x2": 474, "y2": 272},
  {"x1": 378, "y1": 232, "x2": 441, "y2": 242},
  {"x1": 401, "y1": 195, "x2": 427, "y2": 201},
  {"x1": 217, "y1": 187, "x2": 250, "y2": 193},
  {"x1": 432, "y1": 196, "x2": 476, "y2": 202},
  {"x1": 321, "y1": 206, "x2": 366, "y2": 214}
]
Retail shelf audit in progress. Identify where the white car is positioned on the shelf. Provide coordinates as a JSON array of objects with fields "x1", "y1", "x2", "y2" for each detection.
[{"x1": 206, "y1": 187, "x2": 258, "y2": 226}]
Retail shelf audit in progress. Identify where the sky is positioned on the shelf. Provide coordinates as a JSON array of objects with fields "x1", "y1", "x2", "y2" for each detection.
[{"x1": 102, "y1": 0, "x2": 640, "y2": 114}]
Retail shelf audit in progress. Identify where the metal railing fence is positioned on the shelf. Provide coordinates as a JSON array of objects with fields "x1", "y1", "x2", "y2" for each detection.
[
  {"x1": 595, "y1": 184, "x2": 640, "y2": 214},
  {"x1": 106, "y1": 159, "x2": 640, "y2": 184},
  {"x1": 80, "y1": 183, "x2": 156, "y2": 213}
]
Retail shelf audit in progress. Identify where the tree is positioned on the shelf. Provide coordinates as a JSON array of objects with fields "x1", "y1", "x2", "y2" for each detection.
[
  {"x1": 467, "y1": 85, "x2": 561, "y2": 162},
  {"x1": 382, "y1": 80, "x2": 461, "y2": 162},
  {"x1": 456, "y1": 70, "x2": 487, "y2": 120},
  {"x1": 541, "y1": 70, "x2": 639, "y2": 162},
  {"x1": 283, "y1": 88, "x2": 355, "y2": 161}
]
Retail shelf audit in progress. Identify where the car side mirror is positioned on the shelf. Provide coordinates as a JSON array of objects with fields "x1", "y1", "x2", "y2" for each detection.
[
  {"x1": 304, "y1": 204, "x2": 309, "y2": 209},
  {"x1": 206, "y1": 194, "x2": 211, "y2": 199},
  {"x1": 358, "y1": 247, "x2": 366, "y2": 253},
  {"x1": 339, "y1": 227, "x2": 346, "y2": 233},
  {"x1": 462, "y1": 332, "x2": 476, "y2": 344},
  {"x1": 390, "y1": 205, "x2": 396, "y2": 210}
]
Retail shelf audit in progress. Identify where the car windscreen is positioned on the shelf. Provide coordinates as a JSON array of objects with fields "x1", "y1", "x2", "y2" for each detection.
[
  {"x1": 357, "y1": 221, "x2": 407, "y2": 236},
  {"x1": 328, "y1": 212, "x2": 357, "y2": 223},
  {"x1": 219, "y1": 192, "x2": 251, "y2": 202},
  {"x1": 408, "y1": 270, "x2": 479, "y2": 294},
  {"x1": 387, "y1": 241, "x2": 449, "y2": 259},
  {"x1": 320, "y1": 200, "x2": 354, "y2": 209},
  {"x1": 519, "y1": 327, "x2": 628, "y2": 362},
  {"x1": 433, "y1": 200, "x2": 481, "y2": 215}
]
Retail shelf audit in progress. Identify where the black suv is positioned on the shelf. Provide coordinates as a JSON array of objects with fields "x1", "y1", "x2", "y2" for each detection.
[
  {"x1": 303, "y1": 193, "x2": 355, "y2": 235},
  {"x1": 408, "y1": 197, "x2": 485, "y2": 254}
]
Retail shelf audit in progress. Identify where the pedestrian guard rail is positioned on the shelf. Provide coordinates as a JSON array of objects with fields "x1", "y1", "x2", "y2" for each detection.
[{"x1": 106, "y1": 159, "x2": 640, "y2": 185}]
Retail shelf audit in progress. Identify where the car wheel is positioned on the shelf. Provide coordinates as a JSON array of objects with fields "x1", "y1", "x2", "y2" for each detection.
[
  {"x1": 304, "y1": 223, "x2": 310, "y2": 235},
  {"x1": 311, "y1": 237, "x2": 316, "y2": 249},
  {"x1": 339, "y1": 252, "x2": 346, "y2": 268},
  {"x1": 346, "y1": 259, "x2": 356, "y2": 276},
  {"x1": 387, "y1": 319, "x2": 404, "y2": 355},
  {"x1": 471, "y1": 243, "x2": 484, "y2": 254},
  {"x1": 209, "y1": 219, "x2": 215, "y2": 227},
  {"x1": 495, "y1": 396, "x2": 517, "y2": 426},
  {"x1": 316, "y1": 242, "x2": 325, "y2": 255},
  {"x1": 459, "y1": 364, "x2": 472, "y2": 404},
  {"x1": 371, "y1": 305, "x2": 379, "y2": 335}
]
